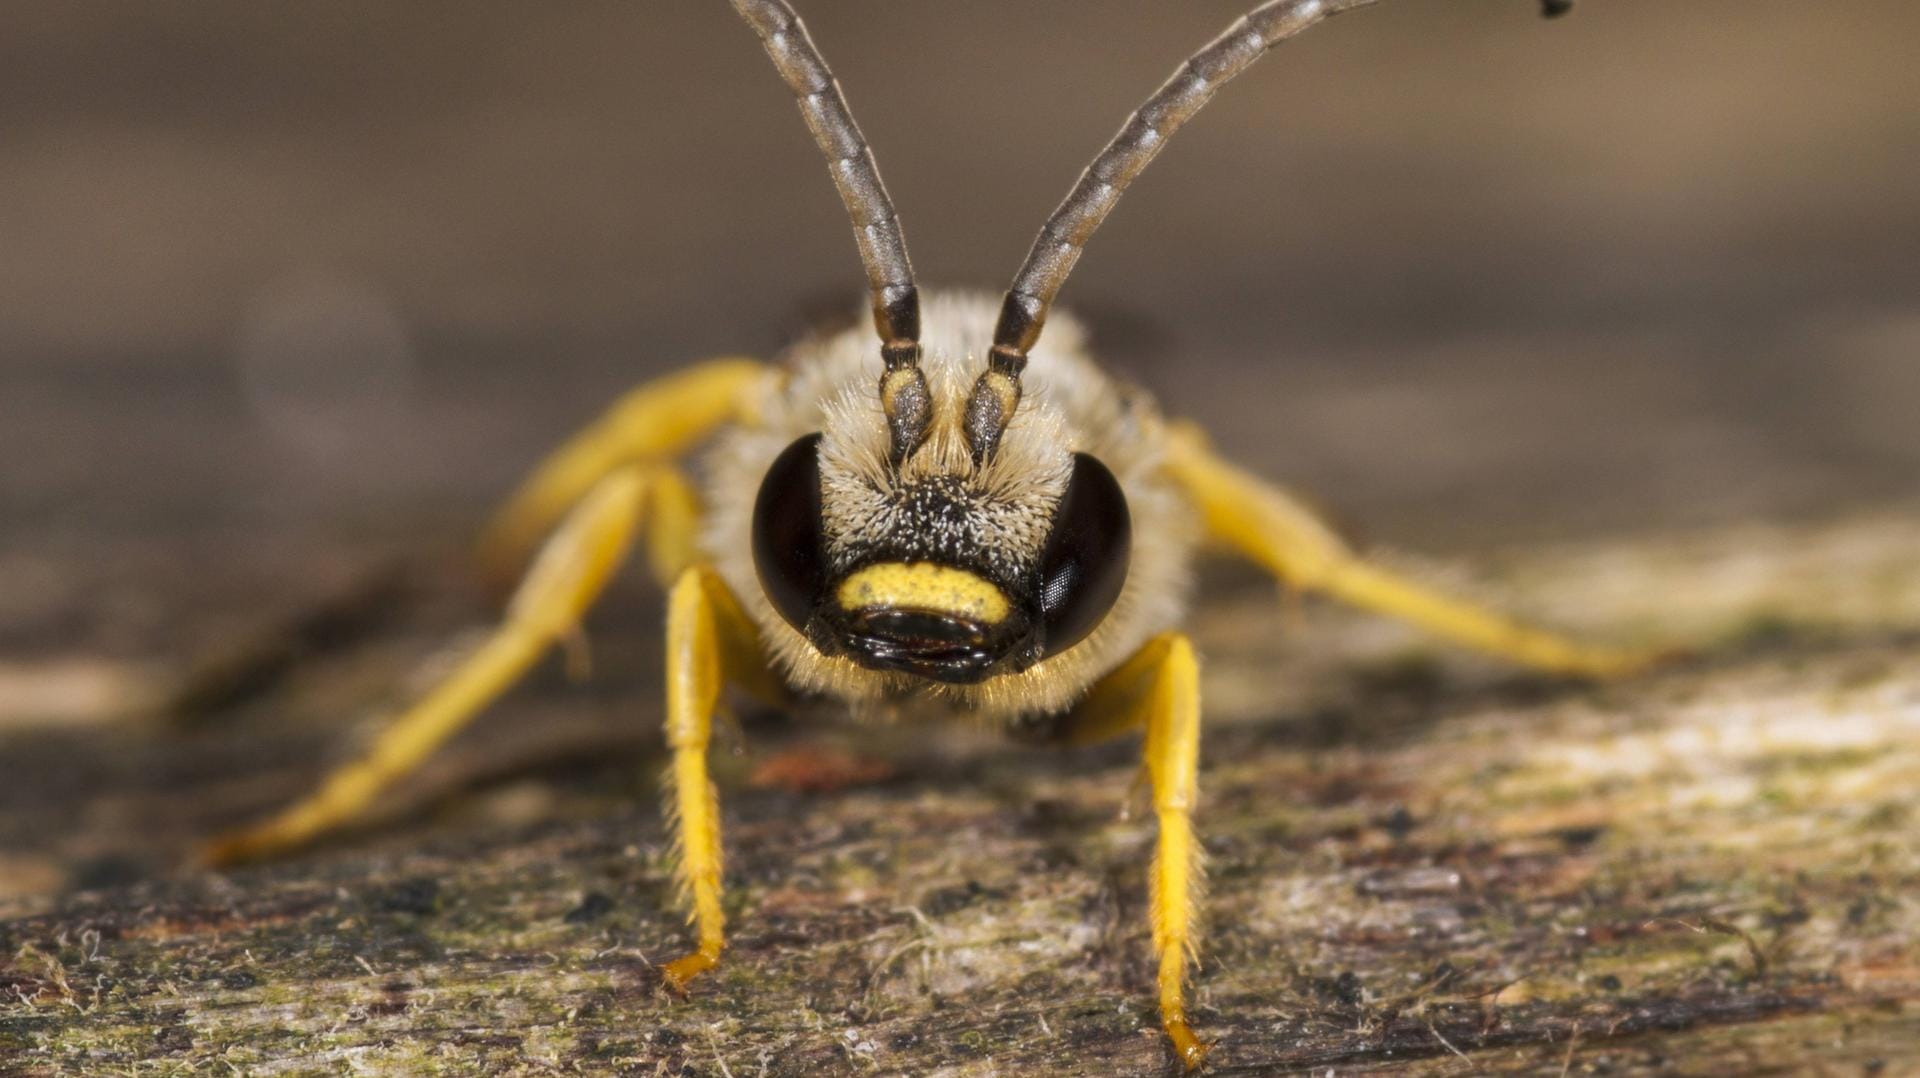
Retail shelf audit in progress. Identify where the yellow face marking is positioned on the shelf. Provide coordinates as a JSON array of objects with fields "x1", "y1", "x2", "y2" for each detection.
[{"x1": 835, "y1": 563, "x2": 1011, "y2": 624}]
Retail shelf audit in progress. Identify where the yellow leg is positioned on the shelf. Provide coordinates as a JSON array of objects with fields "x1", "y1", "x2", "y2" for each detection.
[
  {"x1": 1164, "y1": 424, "x2": 1650, "y2": 678},
  {"x1": 659, "y1": 566, "x2": 780, "y2": 990},
  {"x1": 476, "y1": 358, "x2": 765, "y2": 583},
  {"x1": 201, "y1": 465, "x2": 679, "y2": 867},
  {"x1": 1061, "y1": 633, "x2": 1209, "y2": 1070}
]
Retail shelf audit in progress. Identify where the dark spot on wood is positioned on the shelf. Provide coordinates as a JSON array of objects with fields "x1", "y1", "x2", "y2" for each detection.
[
  {"x1": 71, "y1": 855, "x2": 146, "y2": 891},
  {"x1": 1323, "y1": 970, "x2": 1366, "y2": 1007},
  {"x1": 1380, "y1": 804, "x2": 1418, "y2": 840},
  {"x1": 1767, "y1": 905, "x2": 1811, "y2": 928},
  {"x1": 1848, "y1": 897, "x2": 1873, "y2": 925},
  {"x1": 1552, "y1": 824, "x2": 1606, "y2": 848},
  {"x1": 921, "y1": 880, "x2": 1005, "y2": 916},
  {"x1": 373, "y1": 877, "x2": 439, "y2": 916},
  {"x1": 153, "y1": 1021, "x2": 193, "y2": 1053},
  {"x1": 564, "y1": 891, "x2": 615, "y2": 924}
]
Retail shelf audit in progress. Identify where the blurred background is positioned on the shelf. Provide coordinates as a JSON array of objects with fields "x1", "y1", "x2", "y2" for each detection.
[{"x1": 3, "y1": 0, "x2": 1915, "y2": 558}]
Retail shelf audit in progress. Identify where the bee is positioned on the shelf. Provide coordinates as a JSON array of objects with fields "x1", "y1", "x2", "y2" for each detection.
[{"x1": 204, "y1": 0, "x2": 1636, "y2": 1067}]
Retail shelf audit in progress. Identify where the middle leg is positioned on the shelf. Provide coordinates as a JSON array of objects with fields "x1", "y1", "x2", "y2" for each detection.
[{"x1": 201, "y1": 463, "x2": 686, "y2": 867}]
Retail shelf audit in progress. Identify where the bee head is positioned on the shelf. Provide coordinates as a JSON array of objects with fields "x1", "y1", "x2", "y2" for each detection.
[{"x1": 750, "y1": 389, "x2": 1131, "y2": 684}]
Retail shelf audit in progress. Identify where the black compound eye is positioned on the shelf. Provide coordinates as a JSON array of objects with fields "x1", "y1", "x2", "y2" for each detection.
[
  {"x1": 1035, "y1": 453, "x2": 1131, "y2": 659},
  {"x1": 752, "y1": 433, "x2": 828, "y2": 632}
]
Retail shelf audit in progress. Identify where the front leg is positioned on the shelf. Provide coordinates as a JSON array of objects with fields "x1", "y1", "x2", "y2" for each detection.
[
  {"x1": 1059, "y1": 632, "x2": 1209, "y2": 1070},
  {"x1": 659, "y1": 566, "x2": 782, "y2": 988}
]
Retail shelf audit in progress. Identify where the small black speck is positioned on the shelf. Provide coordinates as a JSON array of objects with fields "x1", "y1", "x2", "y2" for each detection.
[
  {"x1": 1597, "y1": 974, "x2": 1623, "y2": 991},
  {"x1": 155, "y1": 1024, "x2": 194, "y2": 1052},
  {"x1": 1864, "y1": 1059, "x2": 1887, "y2": 1074},
  {"x1": 71, "y1": 855, "x2": 146, "y2": 891},
  {"x1": 653, "y1": 1026, "x2": 684, "y2": 1047},
  {"x1": 923, "y1": 880, "x2": 999, "y2": 917},
  {"x1": 1030, "y1": 842, "x2": 1082, "y2": 872},
  {"x1": 374, "y1": 877, "x2": 440, "y2": 915},
  {"x1": 1541, "y1": 0, "x2": 1575, "y2": 17},
  {"x1": 1553, "y1": 824, "x2": 1606, "y2": 849},
  {"x1": 219, "y1": 970, "x2": 260, "y2": 991},
  {"x1": 1381, "y1": 805, "x2": 1417, "y2": 840},
  {"x1": 1023, "y1": 798, "x2": 1075, "y2": 826},
  {"x1": 1766, "y1": 903, "x2": 1811, "y2": 927},
  {"x1": 1333, "y1": 970, "x2": 1364, "y2": 1006},
  {"x1": 1847, "y1": 897, "x2": 1872, "y2": 926},
  {"x1": 565, "y1": 892, "x2": 616, "y2": 924}
]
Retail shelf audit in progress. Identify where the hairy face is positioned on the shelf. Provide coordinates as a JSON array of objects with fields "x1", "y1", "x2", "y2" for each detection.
[{"x1": 750, "y1": 357, "x2": 1132, "y2": 684}]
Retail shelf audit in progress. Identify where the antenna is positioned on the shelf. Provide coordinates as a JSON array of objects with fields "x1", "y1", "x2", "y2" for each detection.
[
  {"x1": 731, "y1": 0, "x2": 931, "y2": 462},
  {"x1": 969, "y1": 0, "x2": 1569, "y2": 459}
]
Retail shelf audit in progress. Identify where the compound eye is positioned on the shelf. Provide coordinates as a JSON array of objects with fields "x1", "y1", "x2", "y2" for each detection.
[
  {"x1": 1035, "y1": 453, "x2": 1132, "y2": 659},
  {"x1": 752, "y1": 433, "x2": 828, "y2": 632}
]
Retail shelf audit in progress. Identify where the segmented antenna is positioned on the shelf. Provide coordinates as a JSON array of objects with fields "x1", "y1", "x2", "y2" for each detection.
[
  {"x1": 969, "y1": 0, "x2": 1565, "y2": 459},
  {"x1": 730, "y1": 0, "x2": 931, "y2": 461}
]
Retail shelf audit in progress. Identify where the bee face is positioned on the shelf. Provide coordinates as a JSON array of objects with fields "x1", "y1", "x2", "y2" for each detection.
[
  {"x1": 750, "y1": 407, "x2": 1133, "y2": 685},
  {"x1": 704, "y1": 294, "x2": 1195, "y2": 717}
]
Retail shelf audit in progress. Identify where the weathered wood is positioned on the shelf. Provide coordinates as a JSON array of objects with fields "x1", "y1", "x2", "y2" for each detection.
[{"x1": 2, "y1": 511, "x2": 1918, "y2": 1075}]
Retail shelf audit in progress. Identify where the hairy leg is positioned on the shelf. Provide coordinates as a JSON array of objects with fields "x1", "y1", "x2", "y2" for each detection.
[
  {"x1": 202, "y1": 465, "x2": 681, "y2": 866},
  {"x1": 203, "y1": 356, "x2": 768, "y2": 865},
  {"x1": 1165, "y1": 423, "x2": 1653, "y2": 677},
  {"x1": 658, "y1": 566, "x2": 781, "y2": 988},
  {"x1": 1055, "y1": 632, "x2": 1209, "y2": 1070},
  {"x1": 476, "y1": 357, "x2": 766, "y2": 583}
]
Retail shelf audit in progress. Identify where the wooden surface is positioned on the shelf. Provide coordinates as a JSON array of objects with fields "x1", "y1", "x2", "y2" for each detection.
[{"x1": 2, "y1": 508, "x2": 1916, "y2": 1075}]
